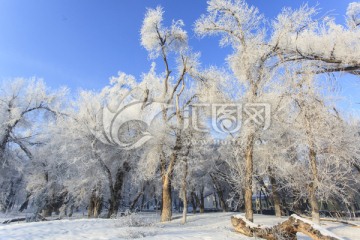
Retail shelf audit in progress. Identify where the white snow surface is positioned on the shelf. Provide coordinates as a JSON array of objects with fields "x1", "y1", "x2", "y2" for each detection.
[{"x1": 0, "y1": 212, "x2": 359, "y2": 240}]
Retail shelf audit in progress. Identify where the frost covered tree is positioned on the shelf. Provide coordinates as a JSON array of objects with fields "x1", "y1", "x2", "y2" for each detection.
[
  {"x1": 139, "y1": 6, "x2": 200, "y2": 222},
  {"x1": 0, "y1": 78, "x2": 65, "y2": 213},
  {"x1": 61, "y1": 79, "x2": 138, "y2": 218},
  {"x1": 0, "y1": 1, "x2": 359, "y2": 230},
  {"x1": 195, "y1": 0, "x2": 360, "y2": 222}
]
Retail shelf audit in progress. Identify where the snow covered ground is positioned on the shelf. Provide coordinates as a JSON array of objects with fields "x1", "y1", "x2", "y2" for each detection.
[{"x1": 0, "y1": 212, "x2": 359, "y2": 240}]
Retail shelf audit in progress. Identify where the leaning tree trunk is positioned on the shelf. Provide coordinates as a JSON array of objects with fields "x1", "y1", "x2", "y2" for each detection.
[
  {"x1": 218, "y1": 191, "x2": 228, "y2": 212},
  {"x1": 244, "y1": 133, "x2": 255, "y2": 222},
  {"x1": 19, "y1": 193, "x2": 31, "y2": 212},
  {"x1": 3, "y1": 181, "x2": 17, "y2": 213},
  {"x1": 130, "y1": 192, "x2": 143, "y2": 212}
]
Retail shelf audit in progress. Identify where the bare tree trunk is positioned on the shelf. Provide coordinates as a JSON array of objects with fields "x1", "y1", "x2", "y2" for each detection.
[
  {"x1": 160, "y1": 134, "x2": 181, "y2": 222},
  {"x1": 140, "y1": 193, "x2": 145, "y2": 211},
  {"x1": 130, "y1": 191, "x2": 143, "y2": 212},
  {"x1": 88, "y1": 183, "x2": 102, "y2": 218},
  {"x1": 93, "y1": 197, "x2": 102, "y2": 218},
  {"x1": 3, "y1": 181, "x2": 17, "y2": 213},
  {"x1": 19, "y1": 193, "x2": 31, "y2": 212},
  {"x1": 0, "y1": 129, "x2": 11, "y2": 166},
  {"x1": 41, "y1": 206, "x2": 52, "y2": 217},
  {"x1": 244, "y1": 133, "x2": 255, "y2": 222},
  {"x1": 107, "y1": 162, "x2": 129, "y2": 218},
  {"x1": 214, "y1": 192, "x2": 218, "y2": 209},
  {"x1": 161, "y1": 175, "x2": 172, "y2": 222},
  {"x1": 309, "y1": 144, "x2": 320, "y2": 224},
  {"x1": 210, "y1": 173, "x2": 228, "y2": 212},
  {"x1": 301, "y1": 108, "x2": 321, "y2": 224},
  {"x1": 269, "y1": 173, "x2": 282, "y2": 217},
  {"x1": 182, "y1": 196, "x2": 188, "y2": 224},
  {"x1": 181, "y1": 158, "x2": 188, "y2": 224},
  {"x1": 190, "y1": 192, "x2": 197, "y2": 214},
  {"x1": 218, "y1": 192, "x2": 227, "y2": 212},
  {"x1": 199, "y1": 187, "x2": 205, "y2": 214}
]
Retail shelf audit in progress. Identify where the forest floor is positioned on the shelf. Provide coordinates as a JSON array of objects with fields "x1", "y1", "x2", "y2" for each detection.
[{"x1": 0, "y1": 212, "x2": 359, "y2": 239}]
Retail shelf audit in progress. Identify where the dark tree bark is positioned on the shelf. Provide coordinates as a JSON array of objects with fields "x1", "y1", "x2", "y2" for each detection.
[
  {"x1": 190, "y1": 191, "x2": 198, "y2": 214},
  {"x1": 130, "y1": 192, "x2": 143, "y2": 212},
  {"x1": 19, "y1": 193, "x2": 31, "y2": 212},
  {"x1": 107, "y1": 162, "x2": 130, "y2": 218},
  {"x1": 210, "y1": 174, "x2": 228, "y2": 212},
  {"x1": 199, "y1": 187, "x2": 205, "y2": 214},
  {"x1": 269, "y1": 173, "x2": 282, "y2": 217}
]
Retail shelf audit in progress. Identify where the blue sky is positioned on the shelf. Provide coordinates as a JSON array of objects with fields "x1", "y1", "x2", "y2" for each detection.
[{"x1": 0, "y1": 0, "x2": 358, "y2": 111}]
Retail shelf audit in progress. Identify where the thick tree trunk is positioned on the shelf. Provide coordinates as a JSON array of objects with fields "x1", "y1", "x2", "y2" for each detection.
[
  {"x1": 161, "y1": 175, "x2": 172, "y2": 222},
  {"x1": 244, "y1": 133, "x2": 255, "y2": 222},
  {"x1": 160, "y1": 134, "x2": 180, "y2": 222},
  {"x1": 107, "y1": 163, "x2": 129, "y2": 218}
]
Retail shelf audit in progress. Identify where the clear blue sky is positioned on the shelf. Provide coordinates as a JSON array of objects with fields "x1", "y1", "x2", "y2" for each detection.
[{"x1": 0, "y1": 0, "x2": 358, "y2": 110}]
